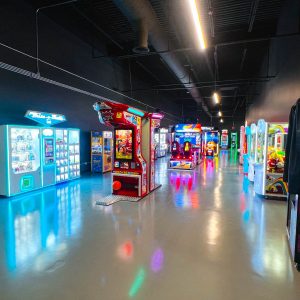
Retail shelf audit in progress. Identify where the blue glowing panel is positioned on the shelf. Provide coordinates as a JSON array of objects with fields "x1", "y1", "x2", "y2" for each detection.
[{"x1": 25, "y1": 111, "x2": 66, "y2": 126}]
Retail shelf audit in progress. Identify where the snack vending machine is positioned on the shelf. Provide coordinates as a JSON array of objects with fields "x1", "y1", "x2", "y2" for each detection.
[
  {"x1": 0, "y1": 125, "x2": 42, "y2": 196},
  {"x1": 55, "y1": 129, "x2": 80, "y2": 183},
  {"x1": 91, "y1": 131, "x2": 113, "y2": 173},
  {"x1": 55, "y1": 129, "x2": 69, "y2": 183},
  {"x1": 68, "y1": 129, "x2": 80, "y2": 180},
  {"x1": 41, "y1": 128, "x2": 56, "y2": 187}
]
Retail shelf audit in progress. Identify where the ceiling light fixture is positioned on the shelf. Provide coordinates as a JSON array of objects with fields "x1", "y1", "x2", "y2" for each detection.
[
  {"x1": 213, "y1": 92, "x2": 220, "y2": 104},
  {"x1": 220, "y1": 118, "x2": 224, "y2": 123},
  {"x1": 218, "y1": 111, "x2": 222, "y2": 117},
  {"x1": 188, "y1": 0, "x2": 206, "y2": 50}
]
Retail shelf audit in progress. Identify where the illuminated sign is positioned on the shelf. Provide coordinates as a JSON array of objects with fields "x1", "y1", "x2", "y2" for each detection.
[
  {"x1": 127, "y1": 107, "x2": 145, "y2": 117},
  {"x1": 202, "y1": 126, "x2": 215, "y2": 131},
  {"x1": 160, "y1": 128, "x2": 168, "y2": 133},
  {"x1": 25, "y1": 110, "x2": 66, "y2": 126},
  {"x1": 175, "y1": 124, "x2": 201, "y2": 132}
]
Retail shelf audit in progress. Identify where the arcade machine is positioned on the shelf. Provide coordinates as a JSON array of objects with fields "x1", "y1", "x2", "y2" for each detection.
[
  {"x1": 0, "y1": 111, "x2": 80, "y2": 197},
  {"x1": 203, "y1": 130, "x2": 219, "y2": 157},
  {"x1": 231, "y1": 132, "x2": 238, "y2": 150},
  {"x1": 220, "y1": 129, "x2": 229, "y2": 149},
  {"x1": 243, "y1": 126, "x2": 251, "y2": 175},
  {"x1": 155, "y1": 128, "x2": 168, "y2": 158},
  {"x1": 154, "y1": 131, "x2": 159, "y2": 159},
  {"x1": 285, "y1": 101, "x2": 300, "y2": 271},
  {"x1": 287, "y1": 194, "x2": 300, "y2": 271},
  {"x1": 239, "y1": 126, "x2": 246, "y2": 165},
  {"x1": 254, "y1": 119, "x2": 288, "y2": 199},
  {"x1": 91, "y1": 131, "x2": 113, "y2": 173},
  {"x1": 169, "y1": 124, "x2": 202, "y2": 169},
  {"x1": 248, "y1": 123, "x2": 257, "y2": 182},
  {"x1": 93, "y1": 101, "x2": 163, "y2": 199}
]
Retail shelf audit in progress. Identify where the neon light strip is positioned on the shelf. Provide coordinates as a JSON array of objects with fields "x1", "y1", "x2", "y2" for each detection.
[{"x1": 127, "y1": 107, "x2": 145, "y2": 117}]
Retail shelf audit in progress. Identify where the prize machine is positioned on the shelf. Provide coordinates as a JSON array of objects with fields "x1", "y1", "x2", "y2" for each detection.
[
  {"x1": 91, "y1": 131, "x2": 113, "y2": 173},
  {"x1": 243, "y1": 126, "x2": 251, "y2": 174},
  {"x1": 156, "y1": 128, "x2": 168, "y2": 158},
  {"x1": 203, "y1": 130, "x2": 219, "y2": 157},
  {"x1": 93, "y1": 101, "x2": 163, "y2": 198},
  {"x1": 169, "y1": 124, "x2": 202, "y2": 170},
  {"x1": 239, "y1": 126, "x2": 247, "y2": 165},
  {"x1": 154, "y1": 131, "x2": 159, "y2": 159},
  {"x1": 248, "y1": 123, "x2": 257, "y2": 182},
  {"x1": 254, "y1": 119, "x2": 288, "y2": 199},
  {"x1": 231, "y1": 132, "x2": 238, "y2": 150},
  {"x1": 220, "y1": 129, "x2": 229, "y2": 149},
  {"x1": 0, "y1": 111, "x2": 80, "y2": 197}
]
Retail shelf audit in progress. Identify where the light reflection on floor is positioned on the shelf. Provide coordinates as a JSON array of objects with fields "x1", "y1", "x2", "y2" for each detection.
[{"x1": 0, "y1": 153, "x2": 299, "y2": 300}]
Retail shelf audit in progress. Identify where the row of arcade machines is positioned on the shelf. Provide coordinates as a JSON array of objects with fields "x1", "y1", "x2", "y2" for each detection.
[
  {"x1": 169, "y1": 124, "x2": 220, "y2": 170},
  {"x1": 240, "y1": 113, "x2": 300, "y2": 271},
  {"x1": 0, "y1": 125, "x2": 80, "y2": 197},
  {"x1": 93, "y1": 100, "x2": 163, "y2": 198},
  {"x1": 240, "y1": 120, "x2": 288, "y2": 199},
  {"x1": 220, "y1": 129, "x2": 238, "y2": 149}
]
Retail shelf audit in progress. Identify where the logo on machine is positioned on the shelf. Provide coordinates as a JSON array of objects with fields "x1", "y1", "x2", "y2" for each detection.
[
  {"x1": 101, "y1": 110, "x2": 114, "y2": 122},
  {"x1": 116, "y1": 112, "x2": 123, "y2": 119},
  {"x1": 25, "y1": 110, "x2": 66, "y2": 126}
]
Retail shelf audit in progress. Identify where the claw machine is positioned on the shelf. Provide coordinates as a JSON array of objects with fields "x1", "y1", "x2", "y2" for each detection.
[
  {"x1": 254, "y1": 119, "x2": 288, "y2": 199},
  {"x1": 0, "y1": 125, "x2": 42, "y2": 196},
  {"x1": 248, "y1": 123, "x2": 257, "y2": 182},
  {"x1": 91, "y1": 131, "x2": 113, "y2": 173}
]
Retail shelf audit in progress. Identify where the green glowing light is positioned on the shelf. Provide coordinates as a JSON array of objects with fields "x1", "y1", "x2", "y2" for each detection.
[{"x1": 128, "y1": 268, "x2": 146, "y2": 297}]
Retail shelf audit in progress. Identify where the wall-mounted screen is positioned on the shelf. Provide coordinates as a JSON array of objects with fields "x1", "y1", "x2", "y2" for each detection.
[{"x1": 115, "y1": 129, "x2": 133, "y2": 160}]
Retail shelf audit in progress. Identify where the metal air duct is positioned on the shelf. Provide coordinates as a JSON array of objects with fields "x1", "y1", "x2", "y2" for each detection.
[{"x1": 112, "y1": 0, "x2": 210, "y2": 116}]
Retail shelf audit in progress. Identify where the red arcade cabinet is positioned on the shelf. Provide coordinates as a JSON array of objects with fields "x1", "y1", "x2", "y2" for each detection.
[{"x1": 93, "y1": 101, "x2": 163, "y2": 198}]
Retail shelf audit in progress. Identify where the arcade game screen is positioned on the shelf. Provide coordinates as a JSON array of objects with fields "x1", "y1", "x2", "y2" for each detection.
[{"x1": 115, "y1": 129, "x2": 133, "y2": 160}]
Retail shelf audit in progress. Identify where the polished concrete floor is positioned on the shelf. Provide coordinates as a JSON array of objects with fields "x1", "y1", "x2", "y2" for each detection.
[{"x1": 0, "y1": 150, "x2": 300, "y2": 300}]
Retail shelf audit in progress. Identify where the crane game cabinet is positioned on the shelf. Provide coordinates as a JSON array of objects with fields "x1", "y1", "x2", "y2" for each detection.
[
  {"x1": 93, "y1": 101, "x2": 163, "y2": 205},
  {"x1": 254, "y1": 119, "x2": 288, "y2": 199}
]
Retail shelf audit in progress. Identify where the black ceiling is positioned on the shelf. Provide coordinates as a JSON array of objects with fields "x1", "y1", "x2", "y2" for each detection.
[{"x1": 26, "y1": 0, "x2": 284, "y2": 126}]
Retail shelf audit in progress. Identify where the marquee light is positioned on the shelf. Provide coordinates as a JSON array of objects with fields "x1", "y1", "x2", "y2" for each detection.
[
  {"x1": 127, "y1": 107, "x2": 145, "y2": 117},
  {"x1": 188, "y1": 0, "x2": 206, "y2": 50},
  {"x1": 213, "y1": 92, "x2": 220, "y2": 104}
]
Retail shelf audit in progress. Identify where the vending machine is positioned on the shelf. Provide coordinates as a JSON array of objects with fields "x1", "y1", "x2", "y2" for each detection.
[
  {"x1": 0, "y1": 125, "x2": 42, "y2": 196},
  {"x1": 55, "y1": 129, "x2": 69, "y2": 183},
  {"x1": 91, "y1": 131, "x2": 113, "y2": 173},
  {"x1": 68, "y1": 129, "x2": 80, "y2": 180},
  {"x1": 41, "y1": 127, "x2": 56, "y2": 187}
]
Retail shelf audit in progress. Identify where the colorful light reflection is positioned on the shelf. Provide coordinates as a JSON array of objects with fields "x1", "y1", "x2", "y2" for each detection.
[
  {"x1": 117, "y1": 241, "x2": 134, "y2": 260},
  {"x1": 150, "y1": 248, "x2": 164, "y2": 273},
  {"x1": 128, "y1": 268, "x2": 146, "y2": 298}
]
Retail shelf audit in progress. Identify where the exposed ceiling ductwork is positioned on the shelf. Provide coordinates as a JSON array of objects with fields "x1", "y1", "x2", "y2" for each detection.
[{"x1": 112, "y1": 0, "x2": 211, "y2": 117}]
